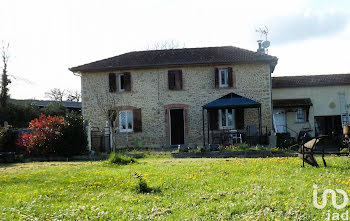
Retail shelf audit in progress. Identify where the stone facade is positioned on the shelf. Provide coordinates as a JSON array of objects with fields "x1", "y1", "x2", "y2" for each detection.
[{"x1": 81, "y1": 62, "x2": 272, "y2": 148}]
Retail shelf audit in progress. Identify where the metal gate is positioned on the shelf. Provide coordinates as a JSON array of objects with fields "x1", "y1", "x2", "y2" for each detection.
[{"x1": 90, "y1": 127, "x2": 105, "y2": 152}]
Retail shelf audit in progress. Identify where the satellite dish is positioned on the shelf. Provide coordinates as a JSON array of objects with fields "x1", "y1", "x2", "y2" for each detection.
[{"x1": 262, "y1": 41, "x2": 270, "y2": 48}]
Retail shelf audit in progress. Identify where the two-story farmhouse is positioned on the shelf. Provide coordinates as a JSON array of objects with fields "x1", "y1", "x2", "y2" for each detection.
[{"x1": 70, "y1": 46, "x2": 278, "y2": 148}]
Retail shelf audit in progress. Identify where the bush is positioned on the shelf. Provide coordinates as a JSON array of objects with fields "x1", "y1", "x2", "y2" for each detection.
[
  {"x1": 42, "y1": 103, "x2": 67, "y2": 117},
  {"x1": 17, "y1": 113, "x2": 87, "y2": 157},
  {"x1": 108, "y1": 152, "x2": 136, "y2": 165},
  {"x1": 0, "y1": 128, "x2": 18, "y2": 152},
  {"x1": 0, "y1": 103, "x2": 40, "y2": 128},
  {"x1": 0, "y1": 102, "x2": 69, "y2": 128},
  {"x1": 134, "y1": 172, "x2": 160, "y2": 194},
  {"x1": 57, "y1": 113, "x2": 87, "y2": 156}
]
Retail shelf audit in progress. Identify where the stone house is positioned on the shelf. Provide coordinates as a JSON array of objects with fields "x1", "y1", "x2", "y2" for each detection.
[
  {"x1": 272, "y1": 74, "x2": 350, "y2": 141},
  {"x1": 70, "y1": 46, "x2": 278, "y2": 148}
]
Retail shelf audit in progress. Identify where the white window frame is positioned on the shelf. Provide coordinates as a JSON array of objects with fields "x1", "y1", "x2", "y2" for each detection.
[
  {"x1": 219, "y1": 69, "x2": 229, "y2": 88},
  {"x1": 219, "y1": 109, "x2": 236, "y2": 129},
  {"x1": 119, "y1": 110, "x2": 133, "y2": 132},
  {"x1": 296, "y1": 108, "x2": 306, "y2": 123},
  {"x1": 118, "y1": 74, "x2": 125, "y2": 92}
]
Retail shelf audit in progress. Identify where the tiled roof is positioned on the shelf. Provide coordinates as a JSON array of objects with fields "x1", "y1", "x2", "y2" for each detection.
[
  {"x1": 273, "y1": 98, "x2": 312, "y2": 108},
  {"x1": 69, "y1": 46, "x2": 278, "y2": 72},
  {"x1": 272, "y1": 74, "x2": 350, "y2": 88}
]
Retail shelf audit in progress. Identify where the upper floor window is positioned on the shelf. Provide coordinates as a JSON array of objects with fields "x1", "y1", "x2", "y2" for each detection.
[
  {"x1": 118, "y1": 74, "x2": 125, "y2": 92},
  {"x1": 215, "y1": 67, "x2": 234, "y2": 88},
  {"x1": 296, "y1": 108, "x2": 306, "y2": 123},
  {"x1": 109, "y1": 72, "x2": 131, "y2": 92},
  {"x1": 168, "y1": 70, "x2": 183, "y2": 90}
]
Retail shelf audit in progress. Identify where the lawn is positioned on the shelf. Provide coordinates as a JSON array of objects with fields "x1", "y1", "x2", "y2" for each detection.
[{"x1": 0, "y1": 155, "x2": 349, "y2": 220}]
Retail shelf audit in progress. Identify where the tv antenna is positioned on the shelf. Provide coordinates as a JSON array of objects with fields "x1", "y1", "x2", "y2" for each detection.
[{"x1": 255, "y1": 26, "x2": 270, "y2": 54}]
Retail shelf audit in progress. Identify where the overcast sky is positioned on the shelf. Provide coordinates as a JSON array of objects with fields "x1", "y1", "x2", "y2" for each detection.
[{"x1": 1, "y1": 0, "x2": 350, "y2": 99}]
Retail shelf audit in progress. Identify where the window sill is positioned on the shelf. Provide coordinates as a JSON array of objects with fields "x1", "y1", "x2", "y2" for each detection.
[
  {"x1": 216, "y1": 86, "x2": 234, "y2": 89},
  {"x1": 294, "y1": 121, "x2": 307, "y2": 124},
  {"x1": 110, "y1": 90, "x2": 133, "y2": 94},
  {"x1": 168, "y1": 89, "x2": 183, "y2": 91},
  {"x1": 119, "y1": 130, "x2": 133, "y2": 133}
]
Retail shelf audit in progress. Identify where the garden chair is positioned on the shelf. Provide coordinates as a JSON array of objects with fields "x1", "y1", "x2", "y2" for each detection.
[{"x1": 299, "y1": 135, "x2": 350, "y2": 167}]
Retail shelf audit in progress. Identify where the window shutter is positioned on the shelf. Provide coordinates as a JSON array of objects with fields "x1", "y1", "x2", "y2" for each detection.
[
  {"x1": 124, "y1": 72, "x2": 131, "y2": 91},
  {"x1": 175, "y1": 70, "x2": 183, "y2": 90},
  {"x1": 133, "y1": 108, "x2": 142, "y2": 132},
  {"x1": 109, "y1": 73, "x2": 116, "y2": 92},
  {"x1": 235, "y1": 108, "x2": 244, "y2": 130},
  {"x1": 228, "y1": 67, "x2": 234, "y2": 87},
  {"x1": 209, "y1": 110, "x2": 218, "y2": 130},
  {"x1": 214, "y1": 68, "x2": 219, "y2": 88},
  {"x1": 168, "y1": 71, "x2": 176, "y2": 90}
]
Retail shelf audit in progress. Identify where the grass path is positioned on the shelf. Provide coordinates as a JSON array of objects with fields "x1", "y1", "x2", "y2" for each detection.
[{"x1": 0, "y1": 156, "x2": 349, "y2": 220}]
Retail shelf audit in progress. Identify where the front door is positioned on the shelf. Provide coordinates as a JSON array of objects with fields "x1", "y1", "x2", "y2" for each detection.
[
  {"x1": 170, "y1": 109, "x2": 185, "y2": 145},
  {"x1": 273, "y1": 109, "x2": 287, "y2": 133}
]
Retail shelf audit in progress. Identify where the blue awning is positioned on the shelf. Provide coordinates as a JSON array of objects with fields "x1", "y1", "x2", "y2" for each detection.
[{"x1": 203, "y1": 93, "x2": 261, "y2": 109}]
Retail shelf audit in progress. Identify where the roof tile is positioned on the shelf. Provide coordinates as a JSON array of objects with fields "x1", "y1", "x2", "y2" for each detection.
[{"x1": 70, "y1": 46, "x2": 278, "y2": 72}]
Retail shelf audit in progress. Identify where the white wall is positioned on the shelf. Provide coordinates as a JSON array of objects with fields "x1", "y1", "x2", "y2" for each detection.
[{"x1": 272, "y1": 85, "x2": 350, "y2": 137}]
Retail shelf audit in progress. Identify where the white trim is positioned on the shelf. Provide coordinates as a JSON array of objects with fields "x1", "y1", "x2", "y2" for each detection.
[
  {"x1": 118, "y1": 74, "x2": 125, "y2": 92},
  {"x1": 169, "y1": 108, "x2": 185, "y2": 145},
  {"x1": 296, "y1": 107, "x2": 306, "y2": 123},
  {"x1": 119, "y1": 110, "x2": 133, "y2": 132},
  {"x1": 219, "y1": 109, "x2": 236, "y2": 129},
  {"x1": 219, "y1": 69, "x2": 229, "y2": 88}
]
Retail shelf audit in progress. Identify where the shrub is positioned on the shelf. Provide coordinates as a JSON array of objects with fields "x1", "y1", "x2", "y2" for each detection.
[
  {"x1": 0, "y1": 103, "x2": 40, "y2": 128},
  {"x1": 42, "y1": 103, "x2": 67, "y2": 117},
  {"x1": 134, "y1": 172, "x2": 160, "y2": 194},
  {"x1": 219, "y1": 143, "x2": 251, "y2": 151},
  {"x1": 17, "y1": 113, "x2": 87, "y2": 156},
  {"x1": 17, "y1": 114, "x2": 65, "y2": 155},
  {"x1": 0, "y1": 128, "x2": 18, "y2": 152},
  {"x1": 108, "y1": 152, "x2": 136, "y2": 165},
  {"x1": 57, "y1": 113, "x2": 87, "y2": 156}
]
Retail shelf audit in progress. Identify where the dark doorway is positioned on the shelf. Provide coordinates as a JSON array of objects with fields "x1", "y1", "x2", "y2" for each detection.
[
  {"x1": 170, "y1": 109, "x2": 185, "y2": 145},
  {"x1": 315, "y1": 115, "x2": 342, "y2": 146}
]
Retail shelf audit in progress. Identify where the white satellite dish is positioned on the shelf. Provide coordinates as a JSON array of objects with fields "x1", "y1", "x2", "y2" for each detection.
[{"x1": 262, "y1": 41, "x2": 270, "y2": 48}]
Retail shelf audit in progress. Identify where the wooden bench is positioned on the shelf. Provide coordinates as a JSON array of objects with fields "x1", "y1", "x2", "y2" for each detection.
[{"x1": 299, "y1": 135, "x2": 350, "y2": 167}]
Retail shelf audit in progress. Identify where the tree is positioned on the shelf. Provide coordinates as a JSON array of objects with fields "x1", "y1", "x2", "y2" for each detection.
[
  {"x1": 0, "y1": 43, "x2": 11, "y2": 108},
  {"x1": 148, "y1": 40, "x2": 185, "y2": 50},
  {"x1": 66, "y1": 90, "x2": 81, "y2": 102},
  {"x1": 45, "y1": 88, "x2": 66, "y2": 101},
  {"x1": 45, "y1": 88, "x2": 81, "y2": 102},
  {"x1": 86, "y1": 76, "x2": 127, "y2": 151}
]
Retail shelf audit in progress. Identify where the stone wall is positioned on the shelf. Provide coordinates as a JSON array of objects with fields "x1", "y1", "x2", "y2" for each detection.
[{"x1": 81, "y1": 62, "x2": 272, "y2": 148}]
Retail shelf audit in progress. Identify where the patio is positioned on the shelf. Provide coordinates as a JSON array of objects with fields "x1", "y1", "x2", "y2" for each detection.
[{"x1": 202, "y1": 93, "x2": 263, "y2": 146}]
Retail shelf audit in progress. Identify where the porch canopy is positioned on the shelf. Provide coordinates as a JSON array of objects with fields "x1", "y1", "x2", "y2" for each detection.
[
  {"x1": 202, "y1": 93, "x2": 262, "y2": 146},
  {"x1": 273, "y1": 98, "x2": 312, "y2": 108}
]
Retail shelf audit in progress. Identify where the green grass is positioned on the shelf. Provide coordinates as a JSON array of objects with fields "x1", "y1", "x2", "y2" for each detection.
[{"x1": 0, "y1": 156, "x2": 349, "y2": 220}]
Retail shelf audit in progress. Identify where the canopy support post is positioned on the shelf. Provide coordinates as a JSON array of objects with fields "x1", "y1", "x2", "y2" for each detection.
[
  {"x1": 202, "y1": 108, "x2": 205, "y2": 147},
  {"x1": 207, "y1": 110, "x2": 210, "y2": 146},
  {"x1": 258, "y1": 106, "x2": 262, "y2": 144}
]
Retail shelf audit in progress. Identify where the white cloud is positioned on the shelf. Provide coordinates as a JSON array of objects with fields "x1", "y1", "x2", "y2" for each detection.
[{"x1": 1, "y1": 0, "x2": 350, "y2": 98}]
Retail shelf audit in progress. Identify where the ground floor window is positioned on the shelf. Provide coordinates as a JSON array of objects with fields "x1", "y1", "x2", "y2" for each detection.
[
  {"x1": 219, "y1": 109, "x2": 236, "y2": 129},
  {"x1": 296, "y1": 108, "x2": 306, "y2": 123},
  {"x1": 119, "y1": 110, "x2": 133, "y2": 132}
]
